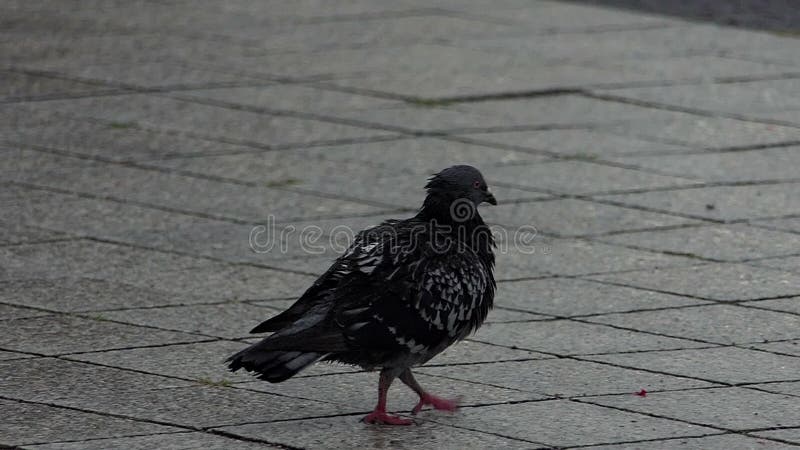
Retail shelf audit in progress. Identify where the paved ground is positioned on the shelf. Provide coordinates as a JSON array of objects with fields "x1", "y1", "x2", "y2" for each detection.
[{"x1": 3, "y1": 1, "x2": 800, "y2": 449}]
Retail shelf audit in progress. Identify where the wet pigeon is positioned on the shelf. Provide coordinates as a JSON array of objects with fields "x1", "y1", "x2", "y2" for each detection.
[{"x1": 227, "y1": 165, "x2": 497, "y2": 425}]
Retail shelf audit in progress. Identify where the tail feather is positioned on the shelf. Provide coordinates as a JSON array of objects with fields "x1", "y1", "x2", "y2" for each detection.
[{"x1": 227, "y1": 346, "x2": 327, "y2": 383}]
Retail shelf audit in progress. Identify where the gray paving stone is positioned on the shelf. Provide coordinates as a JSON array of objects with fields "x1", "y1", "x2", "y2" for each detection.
[
  {"x1": 151, "y1": 146, "x2": 548, "y2": 208},
  {"x1": 586, "y1": 387, "x2": 800, "y2": 430},
  {"x1": 327, "y1": 62, "x2": 651, "y2": 99},
  {"x1": 581, "y1": 433, "x2": 794, "y2": 449},
  {"x1": 597, "y1": 224, "x2": 800, "y2": 262},
  {"x1": 476, "y1": 0, "x2": 671, "y2": 29},
  {"x1": 463, "y1": 128, "x2": 695, "y2": 157},
  {"x1": 483, "y1": 198, "x2": 697, "y2": 237},
  {"x1": 755, "y1": 216, "x2": 800, "y2": 233},
  {"x1": 0, "y1": 315, "x2": 203, "y2": 355},
  {"x1": 177, "y1": 84, "x2": 402, "y2": 114},
  {"x1": 419, "y1": 358, "x2": 716, "y2": 398},
  {"x1": 588, "y1": 263, "x2": 800, "y2": 301},
  {"x1": 240, "y1": 370, "x2": 543, "y2": 412},
  {"x1": 607, "y1": 147, "x2": 800, "y2": 183},
  {"x1": 38, "y1": 61, "x2": 262, "y2": 89},
  {"x1": 0, "y1": 303, "x2": 50, "y2": 320},
  {"x1": 18, "y1": 94, "x2": 394, "y2": 147},
  {"x1": 748, "y1": 340, "x2": 800, "y2": 357},
  {"x1": 750, "y1": 381, "x2": 800, "y2": 397},
  {"x1": 0, "y1": 399, "x2": 181, "y2": 447},
  {"x1": 598, "y1": 79, "x2": 800, "y2": 117},
  {"x1": 0, "y1": 7, "x2": 139, "y2": 38},
  {"x1": 0, "y1": 221, "x2": 71, "y2": 245},
  {"x1": 71, "y1": 340, "x2": 260, "y2": 384},
  {"x1": 217, "y1": 415, "x2": 533, "y2": 450},
  {"x1": 174, "y1": 0, "x2": 426, "y2": 22},
  {"x1": 533, "y1": 25, "x2": 797, "y2": 64},
  {"x1": 455, "y1": 25, "x2": 711, "y2": 63},
  {"x1": 144, "y1": 148, "x2": 396, "y2": 192},
  {"x1": 298, "y1": 137, "x2": 546, "y2": 174},
  {"x1": 606, "y1": 114, "x2": 800, "y2": 148},
  {"x1": 26, "y1": 432, "x2": 280, "y2": 450},
  {"x1": 756, "y1": 109, "x2": 800, "y2": 125},
  {"x1": 753, "y1": 255, "x2": 800, "y2": 275},
  {"x1": 8, "y1": 154, "x2": 384, "y2": 223},
  {"x1": 584, "y1": 347, "x2": 800, "y2": 384},
  {"x1": 429, "y1": 339, "x2": 549, "y2": 365},
  {"x1": 269, "y1": 254, "x2": 348, "y2": 276},
  {"x1": 602, "y1": 54, "x2": 793, "y2": 82},
  {"x1": 119, "y1": 209, "x2": 326, "y2": 265},
  {"x1": 69, "y1": 384, "x2": 345, "y2": 428},
  {"x1": 0, "y1": 278, "x2": 217, "y2": 312},
  {"x1": 0, "y1": 217, "x2": 44, "y2": 246},
  {"x1": 753, "y1": 428, "x2": 800, "y2": 445},
  {"x1": 228, "y1": 43, "x2": 491, "y2": 79},
  {"x1": 0, "y1": 239, "x2": 204, "y2": 284},
  {"x1": 495, "y1": 277, "x2": 706, "y2": 317},
  {"x1": 459, "y1": 95, "x2": 675, "y2": 129},
  {"x1": 4, "y1": 119, "x2": 268, "y2": 161},
  {"x1": 0, "y1": 102, "x2": 72, "y2": 130},
  {"x1": 112, "y1": 257, "x2": 313, "y2": 301},
  {"x1": 480, "y1": 306, "x2": 551, "y2": 323},
  {"x1": 586, "y1": 304, "x2": 800, "y2": 345},
  {"x1": 0, "y1": 70, "x2": 105, "y2": 100},
  {"x1": 0, "y1": 349, "x2": 34, "y2": 360},
  {"x1": 49, "y1": 218, "x2": 254, "y2": 268},
  {"x1": 473, "y1": 319, "x2": 708, "y2": 355},
  {"x1": 7, "y1": 33, "x2": 276, "y2": 72},
  {"x1": 742, "y1": 297, "x2": 800, "y2": 315},
  {"x1": 3, "y1": 192, "x2": 324, "y2": 265},
  {"x1": 0, "y1": 358, "x2": 190, "y2": 404},
  {"x1": 0, "y1": 147, "x2": 94, "y2": 179},
  {"x1": 0, "y1": 183, "x2": 59, "y2": 207},
  {"x1": 326, "y1": 95, "x2": 660, "y2": 133},
  {"x1": 483, "y1": 160, "x2": 699, "y2": 195},
  {"x1": 307, "y1": 104, "x2": 521, "y2": 134},
  {"x1": 431, "y1": 399, "x2": 716, "y2": 448},
  {"x1": 225, "y1": 14, "x2": 524, "y2": 53},
  {"x1": 495, "y1": 237, "x2": 694, "y2": 280},
  {"x1": 99, "y1": 302, "x2": 281, "y2": 339}
]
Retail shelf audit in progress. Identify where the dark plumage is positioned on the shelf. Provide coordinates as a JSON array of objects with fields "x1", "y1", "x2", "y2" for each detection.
[{"x1": 227, "y1": 165, "x2": 497, "y2": 425}]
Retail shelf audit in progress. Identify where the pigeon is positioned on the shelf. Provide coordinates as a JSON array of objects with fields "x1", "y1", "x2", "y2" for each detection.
[{"x1": 226, "y1": 165, "x2": 497, "y2": 425}]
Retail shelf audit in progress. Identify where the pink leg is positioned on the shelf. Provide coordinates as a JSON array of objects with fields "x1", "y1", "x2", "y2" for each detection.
[
  {"x1": 362, "y1": 369, "x2": 413, "y2": 425},
  {"x1": 399, "y1": 369, "x2": 460, "y2": 415}
]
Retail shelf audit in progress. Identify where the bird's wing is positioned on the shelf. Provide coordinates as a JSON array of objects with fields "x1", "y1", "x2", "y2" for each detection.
[
  {"x1": 248, "y1": 223, "x2": 494, "y2": 355},
  {"x1": 249, "y1": 220, "x2": 399, "y2": 334},
  {"x1": 334, "y1": 239, "x2": 494, "y2": 354}
]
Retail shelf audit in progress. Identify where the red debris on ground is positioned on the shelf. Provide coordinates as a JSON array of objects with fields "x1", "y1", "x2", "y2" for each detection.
[{"x1": 635, "y1": 389, "x2": 647, "y2": 397}]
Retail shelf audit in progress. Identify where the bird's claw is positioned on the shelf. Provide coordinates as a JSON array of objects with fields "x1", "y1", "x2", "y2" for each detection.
[{"x1": 411, "y1": 393, "x2": 460, "y2": 415}]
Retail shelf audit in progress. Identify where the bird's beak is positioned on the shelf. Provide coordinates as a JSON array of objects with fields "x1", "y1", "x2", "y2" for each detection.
[{"x1": 483, "y1": 191, "x2": 497, "y2": 205}]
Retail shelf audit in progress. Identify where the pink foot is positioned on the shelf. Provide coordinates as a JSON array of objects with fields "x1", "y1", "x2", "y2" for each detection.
[
  {"x1": 362, "y1": 410, "x2": 414, "y2": 425},
  {"x1": 411, "y1": 393, "x2": 460, "y2": 415}
]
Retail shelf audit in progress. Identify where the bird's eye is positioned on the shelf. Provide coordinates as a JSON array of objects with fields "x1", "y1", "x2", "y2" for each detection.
[{"x1": 473, "y1": 180, "x2": 481, "y2": 189}]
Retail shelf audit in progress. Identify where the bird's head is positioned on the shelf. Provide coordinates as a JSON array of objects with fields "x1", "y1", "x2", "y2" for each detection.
[{"x1": 423, "y1": 165, "x2": 496, "y2": 222}]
